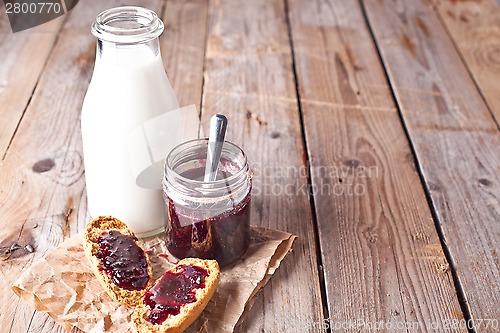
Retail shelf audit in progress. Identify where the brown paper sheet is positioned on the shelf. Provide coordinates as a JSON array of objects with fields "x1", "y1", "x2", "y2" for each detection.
[{"x1": 12, "y1": 227, "x2": 296, "y2": 332}]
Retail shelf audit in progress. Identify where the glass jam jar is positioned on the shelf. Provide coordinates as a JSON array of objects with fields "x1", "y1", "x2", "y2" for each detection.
[{"x1": 163, "y1": 139, "x2": 252, "y2": 266}]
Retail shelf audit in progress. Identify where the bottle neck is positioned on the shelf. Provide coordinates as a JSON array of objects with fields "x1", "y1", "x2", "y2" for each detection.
[
  {"x1": 96, "y1": 37, "x2": 160, "y2": 66},
  {"x1": 91, "y1": 6, "x2": 164, "y2": 67}
]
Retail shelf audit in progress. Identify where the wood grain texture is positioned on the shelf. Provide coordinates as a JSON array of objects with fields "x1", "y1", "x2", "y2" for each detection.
[
  {"x1": 431, "y1": 0, "x2": 500, "y2": 125},
  {"x1": 0, "y1": 1, "x2": 161, "y2": 332},
  {"x1": 1, "y1": 0, "x2": 498, "y2": 332},
  {"x1": 287, "y1": 0, "x2": 467, "y2": 332},
  {"x1": 0, "y1": 11, "x2": 64, "y2": 158},
  {"x1": 200, "y1": 0, "x2": 325, "y2": 331},
  {"x1": 161, "y1": 0, "x2": 208, "y2": 109},
  {"x1": 364, "y1": 0, "x2": 500, "y2": 324}
]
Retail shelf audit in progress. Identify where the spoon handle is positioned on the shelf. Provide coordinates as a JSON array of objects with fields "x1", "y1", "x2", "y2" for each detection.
[{"x1": 204, "y1": 114, "x2": 228, "y2": 182}]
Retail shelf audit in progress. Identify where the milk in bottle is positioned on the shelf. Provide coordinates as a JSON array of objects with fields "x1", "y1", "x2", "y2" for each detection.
[{"x1": 81, "y1": 6, "x2": 180, "y2": 236}]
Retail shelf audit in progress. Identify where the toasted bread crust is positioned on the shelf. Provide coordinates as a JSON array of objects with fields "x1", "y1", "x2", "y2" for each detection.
[
  {"x1": 83, "y1": 216, "x2": 153, "y2": 306},
  {"x1": 132, "y1": 258, "x2": 220, "y2": 333}
]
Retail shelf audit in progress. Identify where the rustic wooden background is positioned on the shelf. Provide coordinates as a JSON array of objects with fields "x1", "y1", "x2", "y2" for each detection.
[{"x1": 0, "y1": 0, "x2": 498, "y2": 332}]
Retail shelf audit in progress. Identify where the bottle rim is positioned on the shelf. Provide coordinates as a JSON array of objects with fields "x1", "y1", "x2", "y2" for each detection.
[{"x1": 91, "y1": 6, "x2": 164, "y2": 44}]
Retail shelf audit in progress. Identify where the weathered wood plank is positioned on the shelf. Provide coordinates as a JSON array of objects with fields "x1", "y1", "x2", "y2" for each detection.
[
  {"x1": 0, "y1": 11, "x2": 64, "y2": 158},
  {"x1": 201, "y1": 0, "x2": 325, "y2": 331},
  {"x1": 161, "y1": 0, "x2": 208, "y2": 109},
  {"x1": 431, "y1": 0, "x2": 500, "y2": 125},
  {"x1": 364, "y1": 0, "x2": 500, "y2": 324},
  {"x1": 0, "y1": 1, "x2": 162, "y2": 332},
  {"x1": 288, "y1": 0, "x2": 467, "y2": 332}
]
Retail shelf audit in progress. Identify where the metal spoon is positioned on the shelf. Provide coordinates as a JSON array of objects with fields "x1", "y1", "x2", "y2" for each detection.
[
  {"x1": 192, "y1": 114, "x2": 227, "y2": 252},
  {"x1": 204, "y1": 114, "x2": 228, "y2": 182}
]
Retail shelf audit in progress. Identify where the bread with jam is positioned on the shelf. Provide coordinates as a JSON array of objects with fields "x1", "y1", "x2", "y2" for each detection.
[
  {"x1": 83, "y1": 216, "x2": 153, "y2": 306},
  {"x1": 132, "y1": 258, "x2": 220, "y2": 333}
]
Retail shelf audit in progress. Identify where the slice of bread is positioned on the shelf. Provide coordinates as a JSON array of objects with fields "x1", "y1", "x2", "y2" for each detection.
[
  {"x1": 83, "y1": 216, "x2": 153, "y2": 306},
  {"x1": 132, "y1": 258, "x2": 220, "y2": 333}
]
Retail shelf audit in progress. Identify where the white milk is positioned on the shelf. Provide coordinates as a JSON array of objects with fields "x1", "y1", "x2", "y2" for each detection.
[{"x1": 81, "y1": 44, "x2": 180, "y2": 236}]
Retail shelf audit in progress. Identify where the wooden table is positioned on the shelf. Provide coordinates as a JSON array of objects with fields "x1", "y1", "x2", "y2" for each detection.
[{"x1": 1, "y1": 0, "x2": 499, "y2": 332}]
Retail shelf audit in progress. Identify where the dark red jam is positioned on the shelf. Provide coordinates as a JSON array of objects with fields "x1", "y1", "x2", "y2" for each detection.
[
  {"x1": 164, "y1": 162, "x2": 251, "y2": 266},
  {"x1": 95, "y1": 230, "x2": 150, "y2": 291},
  {"x1": 165, "y1": 192, "x2": 250, "y2": 267},
  {"x1": 144, "y1": 264, "x2": 208, "y2": 325}
]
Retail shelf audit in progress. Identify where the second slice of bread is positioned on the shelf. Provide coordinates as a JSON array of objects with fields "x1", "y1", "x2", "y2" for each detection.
[
  {"x1": 83, "y1": 216, "x2": 153, "y2": 306},
  {"x1": 132, "y1": 258, "x2": 220, "y2": 333}
]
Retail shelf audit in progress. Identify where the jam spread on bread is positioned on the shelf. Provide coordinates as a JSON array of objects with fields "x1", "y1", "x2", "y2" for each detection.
[
  {"x1": 143, "y1": 264, "x2": 209, "y2": 325},
  {"x1": 96, "y1": 230, "x2": 149, "y2": 290}
]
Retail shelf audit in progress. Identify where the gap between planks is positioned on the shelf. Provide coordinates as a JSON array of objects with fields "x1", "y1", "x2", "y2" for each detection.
[
  {"x1": 283, "y1": 0, "x2": 332, "y2": 329},
  {"x1": 288, "y1": 0, "x2": 469, "y2": 332},
  {"x1": 359, "y1": 0, "x2": 499, "y2": 331},
  {"x1": 356, "y1": 1, "x2": 475, "y2": 330},
  {"x1": 428, "y1": 0, "x2": 500, "y2": 130},
  {"x1": 1, "y1": 17, "x2": 68, "y2": 162}
]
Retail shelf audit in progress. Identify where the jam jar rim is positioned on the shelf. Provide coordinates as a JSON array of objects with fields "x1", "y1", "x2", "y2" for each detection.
[
  {"x1": 163, "y1": 138, "x2": 251, "y2": 203},
  {"x1": 165, "y1": 138, "x2": 248, "y2": 187},
  {"x1": 91, "y1": 6, "x2": 164, "y2": 44}
]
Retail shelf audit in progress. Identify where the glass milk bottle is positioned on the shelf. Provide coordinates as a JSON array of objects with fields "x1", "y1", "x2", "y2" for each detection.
[{"x1": 81, "y1": 6, "x2": 180, "y2": 236}]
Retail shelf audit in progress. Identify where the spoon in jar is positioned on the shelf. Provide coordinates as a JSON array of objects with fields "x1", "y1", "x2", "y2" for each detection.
[
  {"x1": 191, "y1": 114, "x2": 228, "y2": 253},
  {"x1": 204, "y1": 114, "x2": 228, "y2": 182}
]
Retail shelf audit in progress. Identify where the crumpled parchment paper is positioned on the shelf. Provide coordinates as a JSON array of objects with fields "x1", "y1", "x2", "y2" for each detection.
[{"x1": 12, "y1": 226, "x2": 296, "y2": 332}]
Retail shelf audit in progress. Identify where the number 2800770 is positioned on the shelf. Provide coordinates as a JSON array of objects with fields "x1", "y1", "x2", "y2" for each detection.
[
  {"x1": 5, "y1": 2, "x2": 62, "y2": 14},
  {"x1": 443, "y1": 318, "x2": 499, "y2": 330}
]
